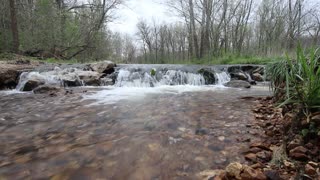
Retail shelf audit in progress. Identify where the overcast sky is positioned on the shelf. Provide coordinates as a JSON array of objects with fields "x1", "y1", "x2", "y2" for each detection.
[
  {"x1": 109, "y1": 0, "x2": 177, "y2": 35},
  {"x1": 109, "y1": 0, "x2": 319, "y2": 36}
]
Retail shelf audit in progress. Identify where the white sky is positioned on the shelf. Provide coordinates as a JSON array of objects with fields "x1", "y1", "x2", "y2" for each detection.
[
  {"x1": 109, "y1": 0, "x2": 178, "y2": 35},
  {"x1": 109, "y1": 0, "x2": 319, "y2": 36}
]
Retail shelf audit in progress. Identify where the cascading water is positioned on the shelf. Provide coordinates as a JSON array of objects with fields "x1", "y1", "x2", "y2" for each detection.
[
  {"x1": 16, "y1": 72, "x2": 61, "y2": 91},
  {"x1": 83, "y1": 68, "x2": 233, "y2": 105},
  {"x1": 215, "y1": 72, "x2": 231, "y2": 85},
  {"x1": 14, "y1": 64, "x2": 234, "y2": 92},
  {"x1": 245, "y1": 72, "x2": 253, "y2": 82},
  {"x1": 15, "y1": 68, "x2": 100, "y2": 91},
  {"x1": 115, "y1": 69, "x2": 206, "y2": 87}
]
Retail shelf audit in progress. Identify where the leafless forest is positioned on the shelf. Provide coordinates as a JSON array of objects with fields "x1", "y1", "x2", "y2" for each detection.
[{"x1": 1, "y1": 0, "x2": 319, "y2": 63}]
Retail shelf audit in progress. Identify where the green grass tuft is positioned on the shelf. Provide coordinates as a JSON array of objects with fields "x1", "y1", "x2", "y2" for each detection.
[{"x1": 267, "y1": 45, "x2": 320, "y2": 118}]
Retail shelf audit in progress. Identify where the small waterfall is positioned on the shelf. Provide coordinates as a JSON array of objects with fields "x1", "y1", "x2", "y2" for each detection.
[
  {"x1": 115, "y1": 69, "x2": 206, "y2": 87},
  {"x1": 16, "y1": 72, "x2": 61, "y2": 91},
  {"x1": 115, "y1": 70, "x2": 157, "y2": 87},
  {"x1": 15, "y1": 68, "x2": 94, "y2": 91},
  {"x1": 15, "y1": 65, "x2": 235, "y2": 91},
  {"x1": 215, "y1": 72, "x2": 231, "y2": 85}
]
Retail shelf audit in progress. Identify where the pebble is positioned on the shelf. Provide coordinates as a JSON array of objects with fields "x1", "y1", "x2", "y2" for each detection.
[{"x1": 218, "y1": 136, "x2": 225, "y2": 141}]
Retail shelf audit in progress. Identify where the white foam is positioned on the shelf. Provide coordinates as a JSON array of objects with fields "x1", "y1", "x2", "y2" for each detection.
[
  {"x1": 83, "y1": 85, "x2": 228, "y2": 105},
  {"x1": 0, "y1": 90, "x2": 29, "y2": 95},
  {"x1": 115, "y1": 69, "x2": 205, "y2": 87}
]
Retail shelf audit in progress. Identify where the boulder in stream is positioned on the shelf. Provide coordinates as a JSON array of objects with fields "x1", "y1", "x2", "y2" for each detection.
[
  {"x1": 22, "y1": 79, "x2": 45, "y2": 91},
  {"x1": 197, "y1": 68, "x2": 216, "y2": 85},
  {"x1": 90, "y1": 61, "x2": 115, "y2": 74},
  {"x1": 77, "y1": 71, "x2": 102, "y2": 86}
]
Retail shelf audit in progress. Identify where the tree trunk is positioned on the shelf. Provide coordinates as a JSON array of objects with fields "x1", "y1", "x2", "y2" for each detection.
[
  {"x1": 189, "y1": 0, "x2": 200, "y2": 59},
  {"x1": 9, "y1": 0, "x2": 19, "y2": 53},
  {"x1": 288, "y1": 0, "x2": 295, "y2": 49}
]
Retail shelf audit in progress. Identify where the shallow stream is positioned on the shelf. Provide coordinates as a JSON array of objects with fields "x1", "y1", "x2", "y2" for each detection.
[{"x1": 0, "y1": 83, "x2": 270, "y2": 179}]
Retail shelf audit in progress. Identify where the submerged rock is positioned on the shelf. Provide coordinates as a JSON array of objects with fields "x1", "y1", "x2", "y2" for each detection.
[
  {"x1": 33, "y1": 85, "x2": 61, "y2": 94},
  {"x1": 225, "y1": 80, "x2": 251, "y2": 88},
  {"x1": 195, "y1": 128, "x2": 209, "y2": 135}
]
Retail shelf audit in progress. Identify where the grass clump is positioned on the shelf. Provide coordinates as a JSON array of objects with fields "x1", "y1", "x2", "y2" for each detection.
[{"x1": 267, "y1": 45, "x2": 320, "y2": 120}]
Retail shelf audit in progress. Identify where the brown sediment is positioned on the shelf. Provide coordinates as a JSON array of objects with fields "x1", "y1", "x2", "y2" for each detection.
[{"x1": 0, "y1": 86, "x2": 269, "y2": 179}]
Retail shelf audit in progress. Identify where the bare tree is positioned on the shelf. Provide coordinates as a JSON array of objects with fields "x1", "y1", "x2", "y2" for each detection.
[{"x1": 9, "y1": 0, "x2": 19, "y2": 53}]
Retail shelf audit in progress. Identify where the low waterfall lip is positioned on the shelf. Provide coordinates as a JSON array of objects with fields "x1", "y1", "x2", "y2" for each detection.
[{"x1": 114, "y1": 69, "x2": 206, "y2": 88}]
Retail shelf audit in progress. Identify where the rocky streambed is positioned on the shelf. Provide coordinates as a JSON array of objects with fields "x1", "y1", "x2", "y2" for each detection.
[
  {"x1": 0, "y1": 86, "x2": 271, "y2": 179},
  {"x1": 0, "y1": 60, "x2": 272, "y2": 179}
]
